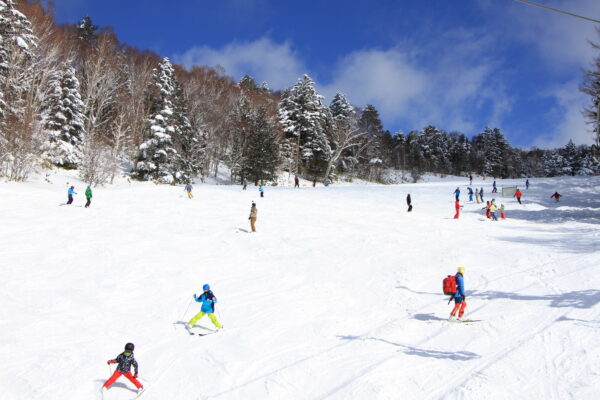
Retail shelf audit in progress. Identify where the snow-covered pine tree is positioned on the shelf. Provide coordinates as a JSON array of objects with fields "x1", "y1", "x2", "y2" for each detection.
[
  {"x1": 278, "y1": 74, "x2": 331, "y2": 177},
  {"x1": 0, "y1": 0, "x2": 39, "y2": 180},
  {"x1": 41, "y1": 61, "x2": 85, "y2": 168},
  {"x1": 561, "y1": 139, "x2": 578, "y2": 176},
  {"x1": 135, "y1": 58, "x2": 180, "y2": 183},
  {"x1": 243, "y1": 107, "x2": 279, "y2": 184},
  {"x1": 472, "y1": 127, "x2": 509, "y2": 177},
  {"x1": 542, "y1": 150, "x2": 566, "y2": 177}
]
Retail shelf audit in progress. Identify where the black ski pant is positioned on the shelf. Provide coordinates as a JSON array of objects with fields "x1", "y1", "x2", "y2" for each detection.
[
  {"x1": 67, "y1": 194, "x2": 73, "y2": 205},
  {"x1": 85, "y1": 198, "x2": 91, "y2": 208},
  {"x1": 408, "y1": 205, "x2": 413, "y2": 212}
]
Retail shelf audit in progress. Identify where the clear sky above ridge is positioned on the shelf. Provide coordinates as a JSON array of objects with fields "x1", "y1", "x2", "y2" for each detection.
[{"x1": 52, "y1": 0, "x2": 600, "y2": 148}]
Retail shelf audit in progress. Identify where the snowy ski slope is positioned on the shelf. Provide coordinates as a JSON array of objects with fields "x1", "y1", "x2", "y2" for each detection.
[{"x1": 0, "y1": 172, "x2": 599, "y2": 400}]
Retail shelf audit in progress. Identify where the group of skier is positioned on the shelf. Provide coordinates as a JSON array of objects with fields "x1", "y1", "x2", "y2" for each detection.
[
  {"x1": 65, "y1": 185, "x2": 93, "y2": 208},
  {"x1": 103, "y1": 284, "x2": 223, "y2": 395}
]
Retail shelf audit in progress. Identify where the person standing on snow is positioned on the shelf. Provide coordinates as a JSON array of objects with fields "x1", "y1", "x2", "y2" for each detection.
[
  {"x1": 526, "y1": 178, "x2": 530, "y2": 189},
  {"x1": 550, "y1": 192, "x2": 562, "y2": 202},
  {"x1": 188, "y1": 284, "x2": 223, "y2": 330},
  {"x1": 103, "y1": 343, "x2": 143, "y2": 395},
  {"x1": 67, "y1": 185, "x2": 77, "y2": 205},
  {"x1": 500, "y1": 204, "x2": 506, "y2": 220},
  {"x1": 249, "y1": 201, "x2": 258, "y2": 232},
  {"x1": 453, "y1": 199, "x2": 463, "y2": 219},
  {"x1": 449, "y1": 267, "x2": 467, "y2": 321},
  {"x1": 185, "y1": 182, "x2": 193, "y2": 199},
  {"x1": 469, "y1": 174, "x2": 473, "y2": 186},
  {"x1": 453, "y1": 187, "x2": 460, "y2": 201},
  {"x1": 294, "y1": 175, "x2": 300, "y2": 188},
  {"x1": 259, "y1": 184, "x2": 264, "y2": 198},
  {"x1": 467, "y1": 187, "x2": 474, "y2": 202},
  {"x1": 407, "y1": 194, "x2": 412, "y2": 212},
  {"x1": 479, "y1": 187, "x2": 484, "y2": 202},
  {"x1": 490, "y1": 199, "x2": 498, "y2": 221},
  {"x1": 475, "y1": 188, "x2": 480, "y2": 204},
  {"x1": 492, "y1": 180, "x2": 497, "y2": 193},
  {"x1": 514, "y1": 188, "x2": 523, "y2": 204},
  {"x1": 84, "y1": 186, "x2": 92, "y2": 208},
  {"x1": 483, "y1": 201, "x2": 491, "y2": 219}
]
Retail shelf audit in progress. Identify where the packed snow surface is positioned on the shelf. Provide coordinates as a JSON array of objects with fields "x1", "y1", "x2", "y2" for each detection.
[{"x1": 1, "y1": 173, "x2": 599, "y2": 400}]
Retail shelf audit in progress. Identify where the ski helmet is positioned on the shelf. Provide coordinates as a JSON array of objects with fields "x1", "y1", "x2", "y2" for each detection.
[
  {"x1": 457, "y1": 267, "x2": 465, "y2": 274},
  {"x1": 125, "y1": 342, "x2": 134, "y2": 351},
  {"x1": 203, "y1": 284, "x2": 210, "y2": 291}
]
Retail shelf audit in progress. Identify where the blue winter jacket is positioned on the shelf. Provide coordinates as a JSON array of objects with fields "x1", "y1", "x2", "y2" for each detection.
[
  {"x1": 454, "y1": 189, "x2": 460, "y2": 196},
  {"x1": 454, "y1": 273, "x2": 465, "y2": 299},
  {"x1": 259, "y1": 186, "x2": 264, "y2": 192},
  {"x1": 68, "y1": 188, "x2": 76, "y2": 195},
  {"x1": 195, "y1": 291, "x2": 217, "y2": 313}
]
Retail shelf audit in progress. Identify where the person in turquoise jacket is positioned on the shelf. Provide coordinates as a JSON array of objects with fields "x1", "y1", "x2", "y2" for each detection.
[
  {"x1": 67, "y1": 186, "x2": 77, "y2": 205},
  {"x1": 188, "y1": 284, "x2": 223, "y2": 329}
]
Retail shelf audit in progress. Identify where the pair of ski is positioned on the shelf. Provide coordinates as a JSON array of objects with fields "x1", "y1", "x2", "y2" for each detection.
[
  {"x1": 101, "y1": 385, "x2": 146, "y2": 400},
  {"x1": 449, "y1": 319, "x2": 481, "y2": 324},
  {"x1": 185, "y1": 324, "x2": 218, "y2": 336}
]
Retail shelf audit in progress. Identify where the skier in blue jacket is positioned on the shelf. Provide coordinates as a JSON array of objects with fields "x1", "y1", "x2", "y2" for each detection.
[
  {"x1": 188, "y1": 284, "x2": 223, "y2": 329},
  {"x1": 449, "y1": 267, "x2": 467, "y2": 321},
  {"x1": 467, "y1": 187, "x2": 474, "y2": 202},
  {"x1": 67, "y1": 186, "x2": 77, "y2": 205},
  {"x1": 453, "y1": 187, "x2": 460, "y2": 201}
]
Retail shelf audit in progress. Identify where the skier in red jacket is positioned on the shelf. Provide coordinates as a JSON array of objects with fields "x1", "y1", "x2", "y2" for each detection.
[
  {"x1": 514, "y1": 188, "x2": 523, "y2": 204},
  {"x1": 453, "y1": 200, "x2": 463, "y2": 219}
]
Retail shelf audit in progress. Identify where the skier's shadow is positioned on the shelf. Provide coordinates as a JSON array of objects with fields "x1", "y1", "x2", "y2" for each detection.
[
  {"x1": 93, "y1": 380, "x2": 137, "y2": 393},
  {"x1": 413, "y1": 313, "x2": 447, "y2": 321}
]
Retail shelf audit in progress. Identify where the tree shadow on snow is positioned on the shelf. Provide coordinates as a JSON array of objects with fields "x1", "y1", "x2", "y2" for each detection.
[
  {"x1": 495, "y1": 231, "x2": 599, "y2": 254},
  {"x1": 395, "y1": 285, "x2": 438, "y2": 296},
  {"x1": 470, "y1": 289, "x2": 600, "y2": 309},
  {"x1": 337, "y1": 335, "x2": 480, "y2": 361}
]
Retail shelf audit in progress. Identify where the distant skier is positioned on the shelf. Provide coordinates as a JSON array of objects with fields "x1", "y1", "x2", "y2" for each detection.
[
  {"x1": 454, "y1": 187, "x2": 460, "y2": 201},
  {"x1": 259, "y1": 185, "x2": 264, "y2": 198},
  {"x1": 490, "y1": 199, "x2": 498, "y2": 221},
  {"x1": 483, "y1": 201, "x2": 491, "y2": 219},
  {"x1": 453, "y1": 200, "x2": 463, "y2": 219},
  {"x1": 103, "y1": 343, "x2": 143, "y2": 394},
  {"x1": 526, "y1": 178, "x2": 530, "y2": 189},
  {"x1": 514, "y1": 188, "x2": 523, "y2": 204},
  {"x1": 242, "y1": 179, "x2": 247, "y2": 190},
  {"x1": 469, "y1": 174, "x2": 473, "y2": 186},
  {"x1": 467, "y1": 187, "x2": 474, "y2": 202},
  {"x1": 449, "y1": 267, "x2": 467, "y2": 321},
  {"x1": 294, "y1": 175, "x2": 300, "y2": 188},
  {"x1": 407, "y1": 194, "x2": 412, "y2": 212},
  {"x1": 475, "y1": 188, "x2": 480, "y2": 204},
  {"x1": 185, "y1": 182, "x2": 193, "y2": 199},
  {"x1": 313, "y1": 178, "x2": 316, "y2": 187},
  {"x1": 249, "y1": 201, "x2": 257, "y2": 232},
  {"x1": 84, "y1": 186, "x2": 92, "y2": 208},
  {"x1": 479, "y1": 187, "x2": 484, "y2": 202},
  {"x1": 188, "y1": 284, "x2": 223, "y2": 330},
  {"x1": 550, "y1": 192, "x2": 561, "y2": 202},
  {"x1": 492, "y1": 180, "x2": 497, "y2": 193},
  {"x1": 67, "y1": 186, "x2": 77, "y2": 205},
  {"x1": 500, "y1": 204, "x2": 506, "y2": 220}
]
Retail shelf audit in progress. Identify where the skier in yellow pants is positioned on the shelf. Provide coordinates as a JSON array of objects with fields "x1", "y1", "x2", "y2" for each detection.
[{"x1": 188, "y1": 284, "x2": 223, "y2": 329}]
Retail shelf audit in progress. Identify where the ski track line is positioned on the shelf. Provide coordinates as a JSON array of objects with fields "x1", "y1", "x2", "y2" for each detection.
[{"x1": 427, "y1": 309, "x2": 567, "y2": 400}]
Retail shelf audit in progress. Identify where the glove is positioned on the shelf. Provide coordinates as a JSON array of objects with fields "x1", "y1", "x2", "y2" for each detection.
[
  {"x1": 107, "y1": 360, "x2": 113, "y2": 365},
  {"x1": 134, "y1": 373, "x2": 138, "y2": 379},
  {"x1": 193, "y1": 294, "x2": 197, "y2": 299}
]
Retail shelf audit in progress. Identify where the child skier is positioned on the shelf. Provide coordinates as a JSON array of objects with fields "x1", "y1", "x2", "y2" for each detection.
[
  {"x1": 467, "y1": 187, "x2": 473, "y2": 202},
  {"x1": 483, "y1": 201, "x2": 491, "y2": 219},
  {"x1": 449, "y1": 267, "x2": 467, "y2": 321},
  {"x1": 490, "y1": 199, "x2": 498, "y2": 221},
  {"x1": 67, "y1": 186, "x2": 77, "y2": 205},
  {"x1": 188, "y1": 284, "x2": 223, "y2": 330},
  {"x1": 103, "y1": 343, "x2": 143, "y2": 394},
  {"x1": 500, "y1": 204, "x2": 506, "y2": 220},
  {"x1": 479, "y1": 187, "x2": 484, "y2": 202},
  {"x1": 407, "y1": 194, "x2": 412, "y2": 212},
  {"x1": 492, "y1": 180, "x2": 497, "y2": 193},
  {"x1": 453, "y1": 200, "x2": 463, "y2": 219},
  {"x1": 85, "y1": 186, "x2": 92, "y2": 208}
]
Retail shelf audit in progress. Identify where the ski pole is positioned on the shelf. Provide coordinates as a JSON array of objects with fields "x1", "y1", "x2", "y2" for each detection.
[{"x1": 181, "y1": 297, "x2": 194, "y2": 321}]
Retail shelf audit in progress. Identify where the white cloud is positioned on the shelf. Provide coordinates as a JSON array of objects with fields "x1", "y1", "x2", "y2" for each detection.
[
  {"x1": 534, "y1": 81, "x2": 596, "y2": 148},
  {"x1": 174, "y1": 37, "x2": 306, "y2": 89}
]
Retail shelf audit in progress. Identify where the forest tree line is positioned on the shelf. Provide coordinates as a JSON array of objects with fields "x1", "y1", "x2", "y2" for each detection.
[{"x1": 0, "y1": 1, "x2": 598, "y2": 185}]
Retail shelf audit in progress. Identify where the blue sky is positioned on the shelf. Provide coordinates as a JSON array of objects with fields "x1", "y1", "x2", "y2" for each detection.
[{"x1": 52, "y1": 0, "x2": 600, "y2": 148}]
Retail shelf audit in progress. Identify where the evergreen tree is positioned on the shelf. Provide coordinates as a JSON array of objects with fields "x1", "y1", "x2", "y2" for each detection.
[
  {"x1": 542, "y1": 150, "x2": 566, "y2": 177},
  {"x1": 76, "y1": 15, "x2": 99, "y2": 44},
  {"x1": 243, "y1": 108, "x2": 279, "y2": 184},
  {"x1": 135, "y1": 58, "x2": 181, "y2": 183},
  {"x1": 278, "y1": 74, "x2": 331, "y2": 177},
  {"x1": 580, "y1": 31, "x2": 600, "y2": 147},
  {"x1": 42, "y1": 61, "x2": 85, "y2": 168},
  {"x1": 472, "y1": 127, "x2": 509, "y2": 177},
  {"x1": 561, "y1": 139, "x2": 578, "y2": 175}
]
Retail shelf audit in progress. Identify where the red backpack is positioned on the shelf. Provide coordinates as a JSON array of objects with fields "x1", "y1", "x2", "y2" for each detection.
[{"x1": 443, "y1": 275, "x2": 457, "y2": 295}]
